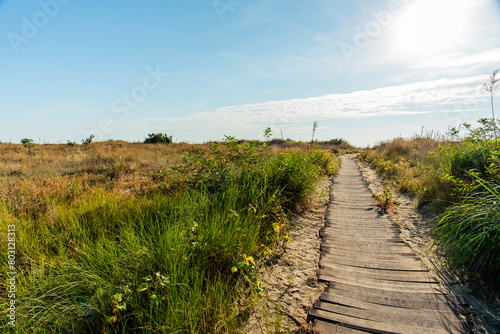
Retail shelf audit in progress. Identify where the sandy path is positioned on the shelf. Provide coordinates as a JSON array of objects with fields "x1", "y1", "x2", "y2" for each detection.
[{"x1": 240, "y1": 177, "x2": 331, "y2": 333}]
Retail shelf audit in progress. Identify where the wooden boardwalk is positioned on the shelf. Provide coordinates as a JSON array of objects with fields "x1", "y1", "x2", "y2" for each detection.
[{"x1": 308, "y1": 155, "x2": 471, "y2": 334}]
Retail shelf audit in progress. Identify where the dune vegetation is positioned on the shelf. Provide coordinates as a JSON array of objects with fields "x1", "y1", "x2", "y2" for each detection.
[
  {"x1": 0, "y1": 136, "x2": 349, "y2": 333},
  {"x1": 360, "y1": 118, "x2": 500, "y2": 289}
]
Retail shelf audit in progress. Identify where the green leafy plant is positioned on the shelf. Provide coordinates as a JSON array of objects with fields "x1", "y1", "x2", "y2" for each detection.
[
  {"x1": 263, "y1": 127, "x2": 272, "y2": 141},
  {"x1": 152, "y1": 170, "x2": 165, "y2": 181},
  {"x1": 372, "y1": 185, "x2": 400, "y2": 212},
  {"x1": 81, "y1": 134, "x2": 95, "y2": 145},
  {"x1": 21, "y1": 138, "x2": 34, "y2": 147}
]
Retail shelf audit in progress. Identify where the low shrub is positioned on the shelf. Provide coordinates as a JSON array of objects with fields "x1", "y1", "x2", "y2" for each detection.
[{"x1": 144, "y1": 133, "x2": 173, "y2": 144}]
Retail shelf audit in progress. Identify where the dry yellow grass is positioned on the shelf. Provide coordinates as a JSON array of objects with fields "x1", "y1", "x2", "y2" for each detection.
[{"x1": 0, "y1": 141, "x2": 205, "y2": 220}]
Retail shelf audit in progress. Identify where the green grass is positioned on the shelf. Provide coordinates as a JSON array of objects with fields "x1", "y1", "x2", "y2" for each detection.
[
  {"x1": 433, "y1": 175, "x2": 500, "y2": 288},
  {"x1": 0, "y1": 140, "x2": 339, "y2": 333}
]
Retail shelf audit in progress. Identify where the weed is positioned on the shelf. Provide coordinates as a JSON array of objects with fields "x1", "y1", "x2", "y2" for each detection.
[{"x1": 372, "y1": 185, "x2": 399, "y2": 212}]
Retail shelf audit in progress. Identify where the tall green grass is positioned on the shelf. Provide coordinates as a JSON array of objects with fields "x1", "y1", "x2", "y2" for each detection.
[
  {"x1": 0, "y1": 141, "x2": 338, "y2": 333},
  {"x1": 434, "y1": 175, "x2": 500, "y2": 288},
  {"x1": 419, "y1": 141, "x2": 500, "y2": 211}
]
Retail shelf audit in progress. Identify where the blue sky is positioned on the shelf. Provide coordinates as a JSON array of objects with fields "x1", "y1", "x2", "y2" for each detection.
[{"x1": 1, "y1": 0, "x2": 499, "y2": 146}]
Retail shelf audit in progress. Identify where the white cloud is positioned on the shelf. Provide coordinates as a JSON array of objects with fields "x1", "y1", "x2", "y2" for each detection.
[
  {"x1": 413, "y1": 48, "x2": 500, "y2": 70},
  {"x1": 188, "y1": 76, "x2": 488, "y2": 127},
  {"x1": 97, "y1": 76, "x2": 490, "y2": 144}
]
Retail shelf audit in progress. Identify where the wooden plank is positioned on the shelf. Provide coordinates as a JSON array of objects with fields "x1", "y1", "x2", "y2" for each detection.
[
  {"x1": 314, "y1": 320, "x2": 369, "y2": 334},
  {"x1": 314, "y1": 300, "x2": 469, "y2": 330},
  {"x1": 320, "y1": 226, "x2": 399, "y2": 234},
  {"x1": 320, "y1": 241, "x2": 409, "y2": 250},
  {"x1": 320, "y1": 232, "x2": 401, "y2": 240},
  {"x1": 320, "y1": 249, "x2": 420, "y2": 261},
  {"x1": 308, "y1": 308, "x2": 461, "y2": 334},
  {"x1": 320, "y1": 253, "x2": 421, "y2": 264},
  {"x1": 318, "y1": 266, "x2": 437, "y2": 284},
  {"x1": 322, "y1": 227, "x2": 399, "y2": 234},
  {"x1": 319, "y1": 261, "x2": 430, "y2": 276},
  {"x1": 319, "y1": 258, "x2": 427, "y2": 272},
  {"x1": 320, "y1": 245, "x2": 415, "y2": 256},
  {"x1": 321, "y1": 236, "x2": 405, "y2": 243},
  {"x1": 318, "y1": 274, "x2": 440, "y2": 293},
  {"x1": 319, "y1": 248, "x2": 418, "y2": 259},
  {"x1": 319, "y1": 292, "x2": 468, "y2": 319},
  {"x1": 326, "y1": 284, "x2": 464, "y2": 307}
]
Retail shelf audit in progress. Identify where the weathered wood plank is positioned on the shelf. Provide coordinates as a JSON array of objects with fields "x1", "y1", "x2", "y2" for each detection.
[
  {"x1": 314, "y1": 300, "x2": 469, "y2": 330},
  {"x1": 309, "y1": 308, "x2": 464, "y2": 334},
  {"x1": 319, "y1": 292, "x2": 468, "y2": 319},
  {"x1": 318, "y1": 266, "x2": 438, "y2": 283},
  {"x1": 328, "y1": 283, "x2": 465, "y2": 307},
  {"x1": 314, "y1": 320, "x2": 369, "y2": 334},
  {"x1": 319, "y1": 258, "x2": 427, "y2": 272}
]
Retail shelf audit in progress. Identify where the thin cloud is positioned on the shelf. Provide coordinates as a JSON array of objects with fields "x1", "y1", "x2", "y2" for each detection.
[
  {"x1": 414, "y1": 48, "x2": 500, "y2": 70},
  {"x1": 191, "y1": 76, "x2": 487, "y2": 126}
]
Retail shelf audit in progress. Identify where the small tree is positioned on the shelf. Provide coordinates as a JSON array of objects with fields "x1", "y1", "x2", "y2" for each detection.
[
  {"x1": 263, "y1": 127, "x2": 272, "y2": 141},
  {"x1": 82, "y1": 134, "x2": 95, "y2": 145},
  {"x1": 21, "y1": 138, "x2": 34, "y2": 148},
  {"x1": 483, "y1": 69, "x2": 499, "y2": 141},
  {"x1": 144, "y1": 133, "x2": 173, "y2": 144},
  {"x1": 21, "y1": 138, "x2": 35, "y2": 155}
]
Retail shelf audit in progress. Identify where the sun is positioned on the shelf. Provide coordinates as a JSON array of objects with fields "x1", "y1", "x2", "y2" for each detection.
[{"x1": 391, "y1": 0, "x2": 471, "y2": 58}]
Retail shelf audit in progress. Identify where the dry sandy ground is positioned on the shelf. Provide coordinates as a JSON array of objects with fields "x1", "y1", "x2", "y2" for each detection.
[
  {"x1": 239, "y1": 177, "x2": 331, "y2": 333},
  {"x1": 358, "y1": 159, "x2": 500, "y2": 334}
]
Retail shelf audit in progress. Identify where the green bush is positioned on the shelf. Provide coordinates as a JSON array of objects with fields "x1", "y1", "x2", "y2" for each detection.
[
  {"x1": 419, "y1": 141, "x2": 499, "y2": 209},
  {"x1": 144, "y1": 133, "x2": 173, "y2": 144},
  {"x1": 82, "y1": 134, "x2": 95, "y2": 145},
  {"x1": 20, "y1": 138, "x2": 34, "y2": 147}
]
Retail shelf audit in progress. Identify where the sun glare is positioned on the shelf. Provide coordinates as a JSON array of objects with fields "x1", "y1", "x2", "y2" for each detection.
[{"x1": 392, "y1": 0, "x2": 471, "y2": 58}]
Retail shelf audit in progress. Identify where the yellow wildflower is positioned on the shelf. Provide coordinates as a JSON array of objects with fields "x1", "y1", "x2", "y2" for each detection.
[{"x1": 231, "y1": 267, "x2": 238, "y2": 273}]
